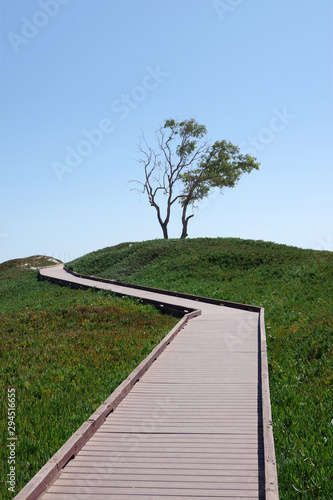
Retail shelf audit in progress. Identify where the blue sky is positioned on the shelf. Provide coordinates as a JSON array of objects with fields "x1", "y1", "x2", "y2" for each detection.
[{"x1": 1, "y1": 0, "x2": 332, "y2": 263}]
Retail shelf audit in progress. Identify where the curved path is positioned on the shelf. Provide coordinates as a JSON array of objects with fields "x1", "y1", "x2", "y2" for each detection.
[{"x1": 15, "y1": 265, "x2": 278, "y2": 500}]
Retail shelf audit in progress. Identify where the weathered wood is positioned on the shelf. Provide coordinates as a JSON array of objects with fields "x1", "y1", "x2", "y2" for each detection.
[
  {"x1": 61, "y1": 470, "x2": 260, "y2": 479},
  {"x1": 13, "y1": 265, "x2": 279, "y2": 499},
  {"x1": 42, "y1": 492, "x2": 259, "y2": 499},
  {"x1": 260, "y1": 308, "x2": 280, "y2": 499},
  {"x1": 48, "y1": 478, "x2": 259, "y2": 489}
]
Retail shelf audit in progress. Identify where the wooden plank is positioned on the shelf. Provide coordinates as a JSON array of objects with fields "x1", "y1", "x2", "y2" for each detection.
[
  {"x1": 71, "y1": 455, "x2": 259, "y2": 465},
  {"x1": 61, "y1": 470, "x2": 259, "y2": 479},
  {"x1": 43, "y1": 485, "x2": 260, "y2": 497},
  {"x1": 59, "y1": 476, "x2": 258, "y2": 487},
  {"x1": 97, "y1": 426, "x2": 259, "y2": 433},
  {"x1": 85, "y1": 445, "x2": 259, "y2": 454},
  {"x1": 82, "y1": 448, "x2": 259, "y2": 458},
  {"x1": 88, "y1": 439, "x2": 258, "y2": 448},
  {"x1": 65, "y1": 461, "x2": 260, "y2": 471},
  {"x1": 42, "y1": 493, "x2": 258, "y2": 500},
  {"x1": 51, "y1": 477, "x2": 259, "y2": 489}
]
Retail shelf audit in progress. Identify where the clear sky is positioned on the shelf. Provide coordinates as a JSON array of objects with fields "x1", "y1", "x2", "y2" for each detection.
[{"x1": 1, "y1": 0, "x2": 332, "y2": 263}]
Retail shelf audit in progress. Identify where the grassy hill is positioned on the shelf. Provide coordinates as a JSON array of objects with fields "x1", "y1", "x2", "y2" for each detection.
[
  {"x1": 1, "y1": 240, "x2": 332, "y2": 498},
  {"x1": 0, "y1": 256, "x2": 177, "y2": 497},
  {"x1": 68, "y1": 237, "x2": 333, "y2": 499}
]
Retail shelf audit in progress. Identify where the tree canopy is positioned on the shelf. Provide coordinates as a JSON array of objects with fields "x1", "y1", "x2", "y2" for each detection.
[{"x1": 133, "y1": 118, "x2": 260, "y2": 239}]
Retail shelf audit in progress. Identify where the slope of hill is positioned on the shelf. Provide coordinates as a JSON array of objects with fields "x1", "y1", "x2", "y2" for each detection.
[
  {"x1": 0, "y1": 255, "x2": 62, "y2": 270},
  {"x1": 68, "y1": 238, "x2": 333, "y2": 499}
]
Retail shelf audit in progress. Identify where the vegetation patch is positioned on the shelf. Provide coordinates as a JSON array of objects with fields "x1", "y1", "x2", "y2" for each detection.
[
  {"x1": 0, "y1": 259, "x2": 177, "y2": 497},
  {"x1": 69, "y1": 237, "x2": 333, "y2": 499}
]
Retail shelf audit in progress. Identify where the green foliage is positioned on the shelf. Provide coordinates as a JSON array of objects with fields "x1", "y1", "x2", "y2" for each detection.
[
  {"x1": 180, "y1": 139, "x2": 260, "y2": 206},
  {"x1": 136, "y1": 119, "x2": 260, "y2": 238},
  {"x1": 0, "y1": 262, "x2": 177, "y2": 497},
  {"x1": 164, "y1": 118, "x2": 207, "y2": 159},
  {"x1": 69, "y1": 237, "x2": 333, "y2": 499}
]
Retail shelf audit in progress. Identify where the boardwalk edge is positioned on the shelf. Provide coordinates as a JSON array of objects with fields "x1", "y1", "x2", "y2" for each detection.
[
  {"x1": 64, "y1": 266, "x2": 260, "y2": 312},
  {"x1": 260, "y1": 308, "x2": 279, "y2": 499}
]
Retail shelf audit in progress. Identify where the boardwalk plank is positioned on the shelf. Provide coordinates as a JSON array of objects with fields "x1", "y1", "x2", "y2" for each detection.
[
  {"x1": 61, "y1": 470, "x2": 259, "y2": 479},
  {"x1": 43, "y1": 494, "x2": 259, "y2": 499},
  {"x1": 71, "y1": 456, "x2": 259, "y2": 465},
  {"x1": 52, "y1": 478, "x2": 259, "y2": 489},
  {"x1": 65, "y1": 461, "x2": 260, "y2": 471},
  {"x1": 43, "y1": 485, "x2": 259, "y2": 497}
]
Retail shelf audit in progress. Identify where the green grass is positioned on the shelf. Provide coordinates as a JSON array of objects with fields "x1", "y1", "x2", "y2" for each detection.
[
  {"x1": 68, "y1": 237, "x2": 333, "y2": 499},
  {"x1": 0, "y1": 257, "x2": 178, "y2": 497}
]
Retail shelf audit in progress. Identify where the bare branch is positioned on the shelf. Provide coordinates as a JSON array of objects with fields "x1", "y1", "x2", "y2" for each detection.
[{"x1": 130, "y1": 118, "x2": 258, "y2": 240}]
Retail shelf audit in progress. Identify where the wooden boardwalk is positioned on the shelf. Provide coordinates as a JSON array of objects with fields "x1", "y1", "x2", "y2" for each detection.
[{"x1": 15, "y1": 266, "x2": 278, "y2": 499}]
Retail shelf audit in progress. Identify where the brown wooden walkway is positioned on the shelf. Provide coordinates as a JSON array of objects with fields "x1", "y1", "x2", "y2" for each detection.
[{"x1": 15, "y1": 266, "x2": 278, "y2": 500}]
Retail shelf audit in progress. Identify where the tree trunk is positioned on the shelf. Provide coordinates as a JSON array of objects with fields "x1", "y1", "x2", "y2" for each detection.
[
  {"x1": 180, "y1": 205, "x2": 194, "y2": 239},
  {"x1": 161, "y1": 223, "x2": 169, "y2": 239},
  {"x1": 180, "y1": 221, "x2": 188, "y2": 239},
  {"x1": 151, "y1": 201, "x2": 169, "y2": 239}
]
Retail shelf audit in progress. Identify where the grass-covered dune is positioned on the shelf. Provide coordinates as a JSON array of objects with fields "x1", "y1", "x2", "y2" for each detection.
[
  {"x1": 0, "y1": 257, "x2": 177, "y2": 497},
  {"x1": 68, "y1": 237, "x2": 333, "y2": 499}
]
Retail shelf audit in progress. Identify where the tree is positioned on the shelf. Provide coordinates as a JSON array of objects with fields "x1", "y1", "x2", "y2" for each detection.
[{"x1": 132, "y1": 118, "x2": 260, "y2": 239}]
